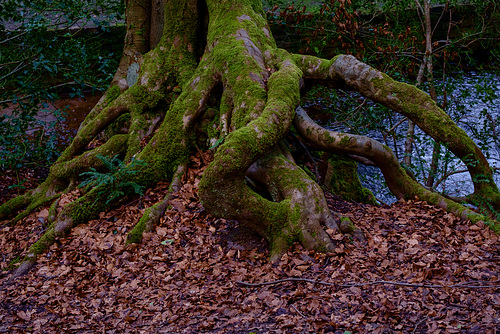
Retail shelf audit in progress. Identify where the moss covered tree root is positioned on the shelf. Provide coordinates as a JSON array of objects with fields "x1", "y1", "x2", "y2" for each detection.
[{"x1": 1, "y1": 0, "x2": 499, "y2": 280}]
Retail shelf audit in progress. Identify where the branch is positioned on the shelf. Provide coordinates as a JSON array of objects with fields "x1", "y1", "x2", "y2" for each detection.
[
  {"x1": 0, "y1": 81, "x2": 97, "y2": 104},
  {"x1": 0, "y1": 30, "x2": 28, "y2": 45},
  {"x1": 439, "y1": 166, "x2": 500, "y2": 186},
  {"x1": 236, "y1": 278, "x2": 500, "y2": 289},
  {"x1": 0, "y1": 62, "x2": 29, "y2": 83},
  {"x1": 383, "y1": 116, "x2": 408, "y2": 141}
]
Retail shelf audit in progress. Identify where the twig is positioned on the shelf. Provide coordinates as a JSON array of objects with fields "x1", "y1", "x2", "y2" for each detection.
[
  {"x1": 448, "y1": 303, "x2": 468, "y2": 308},
  {"x1": 375, "y1": 197, "x2": 389, "y2": 206},
  {"x1": 0, "y1": 30, "x2": 28, "y2": 45},
  {"x1": 236, "y1": 278, "x2": 500, "y2": 289},
  {"x1": 291, "y1": 304, "x2": 306, "y2": 318},
  {"x1": 435, "y1": 167, "x2": 500, "y2": 189},
  {"x1": 0, "y1": 81, "x2": 98, "y2": 104},
  {"x1": 412, "y1": 318, "x2": 426, "y2": 333},
  {"x1": 383, "y1": 116, "x2": 408, "y2": 141}
]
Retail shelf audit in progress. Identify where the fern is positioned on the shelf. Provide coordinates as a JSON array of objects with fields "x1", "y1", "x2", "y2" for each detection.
[{"x1": 79, "y1": 154, "x2": 147, "y2": 204}]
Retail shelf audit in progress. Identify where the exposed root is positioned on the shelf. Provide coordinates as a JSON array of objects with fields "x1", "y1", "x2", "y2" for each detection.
[
  {"x1": 334, "y1": 213, "x2": 366, "y2": 243},
  {"x1": 127, "y1": 163, "x2": 187, "y2": 243},
  {"x1": 247, "y1": 149, "x2": 336, "y2": 260},
  {"x1": 294, "y1": 107, "x2": 494, "y2": 227},
  {"x1": 0, "y1": 192, "x2": 32, "y2": 221},
  {"x1": 294, "y1": 53, "x2": 500, "y2": 210},
  {"x1": 4, "y1": 255, "x2": 36, "y2": 286},
  {"x1": 12, "y1": 193, "x2": 61, "y2": 225},
  {"x1": 51, "y1": 134, "x2": 129, "y2": 180},
  {"x1": 47, "y1": 198, "x2": 60, "y2": 224},
  {"x1": 59, "y1": 105, "x2": 128, "y2": 160}
]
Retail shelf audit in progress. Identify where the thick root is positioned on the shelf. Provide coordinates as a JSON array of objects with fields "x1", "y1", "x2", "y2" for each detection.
[
  {"x1": 0, "y1": 192, "x2": 33, "y2": 221},
  {"x1": 247, "y1": 149, "x2": 336, "y2": 260},
  {"x1": 294, "y1": 107, "x2": 496, "y2": 229},
  {"x1": 11, "y1": 194, "x2": 61, "y2": 225},
  {"x1": 127, "y1": 163, "x2": 186, "y2": 243},
  {"x1": 51, "y1": 134, "x2": 129, "y2": 180},
  {"x1": 4, "y1": 256, "x2": 36, "y2": 286},
  {"x1": 294, "y1": 53, "x2": 500, "y2": 210}
]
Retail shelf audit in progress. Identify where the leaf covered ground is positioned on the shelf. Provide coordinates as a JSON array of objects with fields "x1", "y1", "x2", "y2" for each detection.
[{"x1": 1, "y1": 152, "x2": 499, "y2": 333}]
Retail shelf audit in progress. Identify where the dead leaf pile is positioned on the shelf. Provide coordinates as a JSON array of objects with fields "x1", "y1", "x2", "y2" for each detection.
[{"x1": 0, "y1": 152, "x2": 499, "y2": 333}]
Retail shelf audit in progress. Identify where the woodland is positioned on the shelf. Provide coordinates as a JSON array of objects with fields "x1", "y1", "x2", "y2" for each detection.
[{"x1": 0, "y1": 0, "x2": 499, "y2": 332}]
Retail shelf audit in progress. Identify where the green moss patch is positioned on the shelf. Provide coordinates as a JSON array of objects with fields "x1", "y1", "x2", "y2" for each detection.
[{"x1": 323, "y1": 154, "x2": 376, "y2": 204}]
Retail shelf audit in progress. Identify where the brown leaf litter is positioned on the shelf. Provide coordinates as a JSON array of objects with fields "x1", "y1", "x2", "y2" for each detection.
[{"x1": 1, "y1": 152, "x2": 499, "y2": 333}]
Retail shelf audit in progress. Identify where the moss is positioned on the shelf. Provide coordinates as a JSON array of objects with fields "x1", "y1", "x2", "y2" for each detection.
[
  {"x1": 0, "y1": 193, "x2": 31, "y2": 219},
  {"x1": 67, "y1": 186, "x2": 113, "y2": 225},
  {"x1": 325, "y1": 154, "x2": 376, "y2": 204},
  {"x1": 266, "y1": 201, "x2": 298, "y2": 255},
  {"x1": 297, "y1": 164, "x2": 317, "y2": 183},
  {"x1": 135, "y1": 104, "x2": 191, "y2": 186},
  {"x1": 339, "y1": 216, "x2": 356, "y2": 233},
  {"x1": 102, "y1": 113, "x2": 131, "y2": 140},
  {"x1": 339, "y1": 135, "x2": 351, "y2": 147},
  {"x1": 106, "y1": 85, "x2": 121, "y2": 105},
  {"x1": 29, "y1": 226, "x2": 56, "y2": 256},
  {"x1": 202, "y1": 107, "x2": 221, "y2": 139},
  {"x1": 13, "y1": 193, "x2": 61, "y2": 224},
  {"x1": 6, "y1": 256, "x2": 22, "y2": 271},
  {"x1": 129, "y1": 84, "x2": 166, "y2": 111},
  {"x1": 126, "y1": 211, "x2": 149, "y2": 244}
]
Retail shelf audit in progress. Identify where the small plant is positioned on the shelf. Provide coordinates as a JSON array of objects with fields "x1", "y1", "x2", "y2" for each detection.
[
  {"x1": 79, "y1": 154, "x2": 146, "y2": 204},
  {"x1": 0, "y1": 0, "x2": 124, "y2": 172}
]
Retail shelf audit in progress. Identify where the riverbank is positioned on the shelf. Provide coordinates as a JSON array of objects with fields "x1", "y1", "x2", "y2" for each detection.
[{"x1": 0, "y1": 92, "x2": 103, "y2": 205}]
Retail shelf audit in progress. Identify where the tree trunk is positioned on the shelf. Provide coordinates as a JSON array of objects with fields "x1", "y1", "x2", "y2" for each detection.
[{"x1": 2, "y1": 0, "x2": 499, "y2": 280}]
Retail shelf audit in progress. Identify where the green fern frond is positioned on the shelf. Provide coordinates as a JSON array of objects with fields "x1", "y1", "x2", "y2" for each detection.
[{"x1": 79, "y1": 154, "x2": 147, "y2": 204}]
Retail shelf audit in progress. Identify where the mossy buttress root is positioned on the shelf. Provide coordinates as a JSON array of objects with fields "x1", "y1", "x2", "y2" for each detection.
[
  {"x1": 127, "y1": 164, "x2": 187, "y2": 244},
  {"x1": 247, "y1": 150, "x2": 336, "y2": 260}
]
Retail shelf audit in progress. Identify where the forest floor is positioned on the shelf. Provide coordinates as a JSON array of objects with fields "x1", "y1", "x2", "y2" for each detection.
[{"x1": 0, "y1": 151, "x2": 499, "y2": 333}]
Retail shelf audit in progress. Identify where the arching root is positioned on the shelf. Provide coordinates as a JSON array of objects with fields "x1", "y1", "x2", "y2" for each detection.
[
  {"x1": 294, "y1": 53, "x2": 500, "y2": 211},
  {"x1": 294, "y1": 107, "x2": 496, "y2": 228}
]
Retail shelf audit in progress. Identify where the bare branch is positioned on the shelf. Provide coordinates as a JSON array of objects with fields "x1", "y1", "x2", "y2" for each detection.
[{"x1": 236, "y1": 278, "x2": 500, "y2": 289}]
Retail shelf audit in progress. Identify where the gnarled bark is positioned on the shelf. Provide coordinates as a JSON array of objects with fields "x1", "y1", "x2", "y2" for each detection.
[{"x1": 1, "y1": 0, "x2": 499, "y2": 280}]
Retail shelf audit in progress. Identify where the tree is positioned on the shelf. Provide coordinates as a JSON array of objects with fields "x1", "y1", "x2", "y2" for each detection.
[{"x1": 1, "y1": 0, "x2": 499, "y2": 280}]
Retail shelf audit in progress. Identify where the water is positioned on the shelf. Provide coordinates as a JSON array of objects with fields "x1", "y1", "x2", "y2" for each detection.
[{"x1": 305, "y1": 72, "x2": 500, "y2": 204}]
